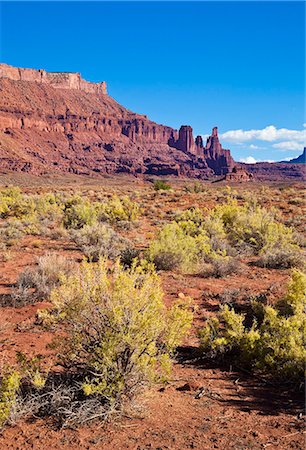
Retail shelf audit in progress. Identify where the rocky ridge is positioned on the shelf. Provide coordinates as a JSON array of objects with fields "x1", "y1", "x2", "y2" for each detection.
[
  {"x1": 0, "y1": 63, "x2": 304, "y2": 180},
  {"x1": 281, "y1": 148, "x2": 305, "y2": 164},
  {"x1": 0, "y1": 64, "x2": 234, "y2": 177}
]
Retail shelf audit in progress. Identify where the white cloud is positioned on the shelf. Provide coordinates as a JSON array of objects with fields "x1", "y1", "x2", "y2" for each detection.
[
  {"x1": 220, "y1": 125, "x2": 306, "y2": 144},
  {"x1": 272, "y1": 141, "x2": 304, "y2": 151},
  {"x1": 239, "y1": 156, "x2": 275, "y2": 164},
  {"x1": 239, "y1": 156, "x2": 258, "y2": 164},
  {"x1": 281, "y1": 156, "x2": 296, "y2": 161},
  {"x1": 249, "y1": 144, "x2": 260, "y2": 150}
]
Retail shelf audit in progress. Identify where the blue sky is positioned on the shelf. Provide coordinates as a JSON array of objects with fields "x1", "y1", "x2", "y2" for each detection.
[{"x1": 0, "y1": 1, "x2": 305, "y2": 162}]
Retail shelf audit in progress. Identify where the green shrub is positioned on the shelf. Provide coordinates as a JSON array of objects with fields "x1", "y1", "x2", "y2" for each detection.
[
  {"x1": 175, "y1": 207, "x2": 206, "y2": 237},
  {"x1": 147, "y1": 222, "x2": 203, "y2": 271},
  {"x1": 183, "y1": 182, "x2": 206, "y2": 193},
  {"x1": 176, "y1": 209, "x2": 230, "y2": 254},
  {"x1": 0, "y1": 370, "x2": 21, "y2": 428},
  {"x1": 199, "y1": 270, "x2": 306, "y2": 382},
  {"x1": 282, "y1": 269, "x2": 306, "y2": 314},
  {"x1": 97, "y1": 195, "x2": 140, "y2": 224},
  {"x1": 72, "y1": 223, "x2": 131, "y2": 262},
  {"x1": 39, "y1": 261, "x2": 193, "y2": 404},
  {"x1": 63, "y1": 196, "x2": 97, "y2": 229},
  {"x1": 0, "y1": 187, "x2": 35, "y2": 220},
  {"x1": 34, "y1": 193, "x2": 63, "y2": 224},
  {"x1": 149, "y1": 198, "x2": 301, "y2": 274},
  {"x1": 153, "y1": 180, "x2": 171, "y2": 191},
  {"x1": 211, "y1": 199, "x2": 295, "y2": 255},
  {"x1": 148, "y1": 212, "x2": 233, "y2": 273}
]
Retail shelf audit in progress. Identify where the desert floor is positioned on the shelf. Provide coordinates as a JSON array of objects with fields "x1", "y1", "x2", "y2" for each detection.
[{"x1": 0, "y1": 173, "x2": 304, "y2": 450}]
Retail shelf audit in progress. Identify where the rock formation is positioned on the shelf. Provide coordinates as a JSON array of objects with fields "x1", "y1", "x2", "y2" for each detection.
[
  {"x1": 0, "y1": 63, "x2": 304, "y2": 181},
  {"x1": 203, "y1": 127, "x2": 235, "y2": 175},
  {"x1": 239, "y1": 162, "x2": 305, "y2": 180},
  {"x1": 0, "y1": 63, "x2": 107, "y2": 95},
  {"x1": 224, "y1": 166, "x2": 254, "y2": 182},
  {"x1": 0, "y1": 64, "x2": 236, "y2": 178},
  {"x1": 281, "y1": 148, "x2": 306, "y2": 164}
]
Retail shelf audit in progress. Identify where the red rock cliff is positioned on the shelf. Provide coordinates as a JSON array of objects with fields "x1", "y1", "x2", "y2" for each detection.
[
  {"x1": 204, "y1": 127, "x2": 235, "y2": 175},
  {"x1": 0, "y1": 63, "x2": 107, "y2": 95},
  {"x1": 0, "y1": 63, "x2": 237, "y2": 178}
]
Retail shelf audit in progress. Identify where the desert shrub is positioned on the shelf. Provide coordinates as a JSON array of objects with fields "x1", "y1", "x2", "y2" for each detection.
[
  {"x1": 151, "y1": 199, "x2": 301, "y2": 273},
  {"x1": 280, "y1": 269, "x2": 306, "y2": 315},
  {"x1": 39, "y1": 261, "x2": 193, "y2": 409},
  {"x1": 0, "y1": 370, "x2": 21, "y2": 428},
  {"x1": 15, "y1": 353, "x2": 47, "y2": 390},
  {"x1": 177, "y1": 210, "x2": 231, "y2": 254},
  {"x1": 34, "y1": 193, "x2": 63, "y2": 225},
  {"x1": 147, "y1": 222, "x2": 202, "y2": 271},
  {"x1": 0, "y1": 355, "x2": 51, "y2": 428},
  {"x1": 199, "y1": 270, "x2": 306, "y2": 382},
  {"x1": 62, "y1": 195, "x2": 97, "y2": 229},
  {"x1": 12, "y1": 253, "x2": 74, "y2": 305},
  {"x1": 0, "y1": 187, "x2": 35, "y2": 220},
  {"x1": 183, "y1": 182, "x2": 206, "y2": 193},
  {"x1": 148, "y1": 213, "x2": 232, "y2": 273},
  {"x1": 0, "y1": 222, "x2": 24, "y2": 246},
  {"x1": 199, "y1": 255, "x2": 241, "y2": 278},
  {"x1": 153, "y1": 180, "x2": 171, "y2": 191},
  {"x1": 10, "y1": 376, "x2": 113, "y2": 427},
  {"x1": 175, "y1": 207, "x2": 206, "y2": 236},
  {"x1": 120, "y1": 247, "x2": 140, "y2": 268},
  {"x1": 257, "y1": 246, "x2": 305, "y2": 269},
  {"x1": 211, "y1": 199, "x2": 295, "y2": 255},
  {"x1": 97, "y1": 195, "x2": 140, "y2": 224},
  {"x1": 72, "y1": 223, "x2": 131, "y2": 262}
]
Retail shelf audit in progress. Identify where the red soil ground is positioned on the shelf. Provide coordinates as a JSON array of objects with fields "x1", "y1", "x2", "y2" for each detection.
[{"x1": 0, "y1": 176, "x2": 304, "y2": 449}]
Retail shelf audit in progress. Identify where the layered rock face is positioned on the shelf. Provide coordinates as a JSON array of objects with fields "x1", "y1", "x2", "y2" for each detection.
[
  {"x1": 0, "y1": 63, "x2": 107, "y2": 95},
  {"x1": 1, "y1": 64, "x2": 305, "y2": 181},
  {"x1": 240, "y1": 162, "x2": 305, "y2": 180},
  {"x1": 225, "y1": 166, "x2": 254, "y2": 182},
  {"x1": 0, "y1": 64, "x2": 236, "y2": 178},
  {"x1": 203, "y1": 127, "x2": 235, "y2": 175}
]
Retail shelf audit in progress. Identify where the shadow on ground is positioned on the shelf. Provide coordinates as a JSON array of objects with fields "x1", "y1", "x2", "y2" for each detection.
[{"x1": 176, "y1": 346, "x2": 305, "y2": 417}]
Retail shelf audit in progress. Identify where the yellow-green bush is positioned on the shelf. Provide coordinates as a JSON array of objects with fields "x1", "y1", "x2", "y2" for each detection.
[
  {"x1": 0, "y1": 187, "x2": 35, "y2": 220},
  {"x1": 147, "y1": 222, "x2": 207, "y2": 271},
  {"x1": 153, "y1": 180, "x2": 171, "y2": 191},
  {"x1": 97, "y1": 195, "x2": 140, "y2": 224},
  {"x1": 62, "y1": 195, "x2": 97, "y2": 229},
  {"x1": 39, "y1": 260, "x2": 193, "y2": 402},
  {"x1": 175, "y1": 207, "x2": 206, "y2": 237},
  {"x1": 199, "y1": 270, "x2": 306, "y2": 381},
  {"x1": 34, "y1": 193, "x2": 63, "y2": 224},
  {"x1": 211, "y1": 199, "x2": 295, "y2": 254},
  {"x1": 148, "y1": 209, "x2": 233, "y2": 273},
  {"x1": 149, "y1": 198, "x2": 302, "y2": 273},
  {"x1": 0, "y1": 370, "x2": 21, "y2": 428}
]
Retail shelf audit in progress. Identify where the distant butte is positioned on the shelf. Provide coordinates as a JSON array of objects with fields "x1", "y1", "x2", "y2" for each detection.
[{"x1": 0, "y1": 63, "x2": 304, "y2": 180}]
